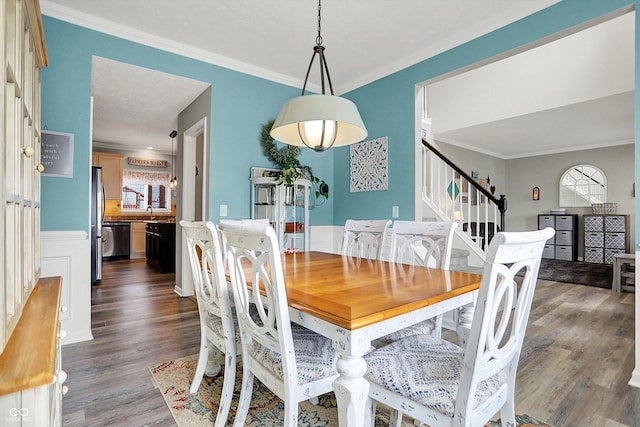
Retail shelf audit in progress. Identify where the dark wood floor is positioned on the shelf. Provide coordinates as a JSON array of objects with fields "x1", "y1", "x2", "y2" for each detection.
[
  {"x1": 62, "y1": 259, "x2": 199, "y2": 426},
  {"x1": 61, "y1": 258, "x2": 639, "y2": 426}
]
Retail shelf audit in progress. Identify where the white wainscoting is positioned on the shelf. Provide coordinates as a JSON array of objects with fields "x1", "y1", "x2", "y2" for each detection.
[
  {"x1": 630, "y1": 251, "x2": 640, "y2": 389},
  {"x1": 310, "y1": 225, "x2": 342, "y2": 254},
  {"x1": 40, "y1": 230, "x2": 93, "y2": 345}
]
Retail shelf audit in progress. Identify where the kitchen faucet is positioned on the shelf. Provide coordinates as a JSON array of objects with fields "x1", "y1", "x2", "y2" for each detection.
[{"x1": 147, "y1": 205, "x2": 154, "y2": 220}]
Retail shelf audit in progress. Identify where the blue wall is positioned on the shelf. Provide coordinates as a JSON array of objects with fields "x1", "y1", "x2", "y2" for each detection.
[
  {"x1": 42, "y1": 1, "x2": 639, "y2": 245},
  {"x1": 40, "y1": 17, "x2": 335, "y2": 233},
  {"x1": 337, "y1": 0, "x2": 637, "y2": 227}
]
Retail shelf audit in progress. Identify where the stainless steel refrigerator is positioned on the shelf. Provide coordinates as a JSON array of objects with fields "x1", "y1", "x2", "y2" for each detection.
[{"x1": 91, "y1": 166, "x2": 105, "y2": 283}]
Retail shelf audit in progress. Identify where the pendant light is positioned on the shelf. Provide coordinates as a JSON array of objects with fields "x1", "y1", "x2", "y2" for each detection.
[
  {"x1": 169, "y1": 130, "x2": 177, "y2": 189},
  {"x1": 270, "y1": 0, "x2": 367, "y2": 152}
]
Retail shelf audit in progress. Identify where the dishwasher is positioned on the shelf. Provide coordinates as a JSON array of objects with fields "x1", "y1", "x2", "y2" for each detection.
[{"x1": 102, "y1": 222, "x2": 131, "y2": 260}]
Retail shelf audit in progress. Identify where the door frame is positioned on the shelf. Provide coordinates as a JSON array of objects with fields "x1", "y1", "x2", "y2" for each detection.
[{"x1": 175, "y1": 117, "x2": 208, "y2": 297}]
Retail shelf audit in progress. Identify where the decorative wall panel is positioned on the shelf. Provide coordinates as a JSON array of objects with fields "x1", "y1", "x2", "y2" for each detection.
[{"x1": 350, "y1": 136, "x2": 388, "y2": 193}]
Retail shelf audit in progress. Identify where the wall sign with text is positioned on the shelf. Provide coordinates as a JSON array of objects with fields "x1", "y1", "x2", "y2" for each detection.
[
  {"x1": 41, "y1": 130, "x2": 74, "y2": 178},
  {"x1": 127, "y1": 157, "x2": 168, "y2": 168}
]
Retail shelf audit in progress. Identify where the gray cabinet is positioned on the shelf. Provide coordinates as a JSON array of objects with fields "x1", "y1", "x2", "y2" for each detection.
[
  {"x1": 583, "y1": 214, "x2": 629, "y2": 264},
  {"x1": 538, "y1": 214, "x2": 579, "y2": 261}
]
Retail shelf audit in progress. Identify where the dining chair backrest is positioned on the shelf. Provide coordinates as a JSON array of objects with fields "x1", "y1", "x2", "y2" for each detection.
[
  {"x1": 341, "y1": 219, "x2": 392, "y2": 260},
  {"x1": 219, "y1": 220, "x2": 338, "y2": 426},
  {"x1": 219, "y1": 221, "x2": 299, "y2": 386},
  {"x1": 389, "y1": 220, "x2": 457, "y2": 269},
  {"x1": 457, "y1": 226, "x2": 554, "y2": 423},
  {"x1": 180, "y1": 220, "x2": 239, "y2": 426},
  {"x1": 364, "y1": 227, "x2": 555, "y2": 427}
]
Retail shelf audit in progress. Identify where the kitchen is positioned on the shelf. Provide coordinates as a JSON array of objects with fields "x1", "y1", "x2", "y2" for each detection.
[
  {"x1": 91, "y1": 145, "x2": 178, "y2": 283},
  {"x1": 89, "y1": 56, "x2": 211, "y2": 285}
]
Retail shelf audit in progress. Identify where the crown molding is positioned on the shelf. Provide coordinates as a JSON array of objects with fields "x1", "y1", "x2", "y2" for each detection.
[{"x1": 40, "y1": 0, "x2": 310, "y2": 91}]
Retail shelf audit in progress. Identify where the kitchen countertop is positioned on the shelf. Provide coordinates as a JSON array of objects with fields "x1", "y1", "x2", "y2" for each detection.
[{"x1": 104, "y1": 215, "x2": 175, "y2": 223}]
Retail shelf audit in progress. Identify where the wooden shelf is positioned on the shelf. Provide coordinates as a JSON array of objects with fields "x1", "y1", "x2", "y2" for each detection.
[{"x1": 0, "y1": 277, "x2": 61, "y2": 396}]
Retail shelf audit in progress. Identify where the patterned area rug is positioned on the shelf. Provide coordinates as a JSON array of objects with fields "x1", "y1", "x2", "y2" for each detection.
[
  {"x1": 149, "y1": 354, "x2": 553, "y2": 426},
  {"x1": 537, "y1": 259, "x2": 612, "y2": 288}
]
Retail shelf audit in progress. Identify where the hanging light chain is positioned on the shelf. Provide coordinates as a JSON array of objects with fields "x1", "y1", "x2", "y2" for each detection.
[
  {"x1": 301, "y1": 0, "x2": 334, "y2": 96},
  {"x1": 316, "y1": 0, "x2": 323, "y2": 46}
]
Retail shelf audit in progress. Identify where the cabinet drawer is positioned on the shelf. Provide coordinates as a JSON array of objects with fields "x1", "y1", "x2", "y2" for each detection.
[
  {"x1": 555, "y1": 230, "x2": 573, "y2": 246},
  {"x1": 584, "y1": 232, "x2": 604, "y2": 248},
  {"x1": 555, "y1": 216, "x2": 574, "y2": 231},
  {"x1": 542, "y1": 245, "x2": 554, "y2": 259},
  {"x1": 584, "y1": 215, "x2": 603, "y2": 232},
  {"x1": 555, "y1": 245, "x2": 574, "y2": 261},
  {"x1": 605, "y1": 232, "x2": 626, "y2": 249},
  {"x1": 605, "y1": 216, "x2": 626, "y2": 232},
  {"x1": 584, "y1": 247, "x2": 603, "y2": 263},
  {"x1": 605, "y1": 248, "x2": 626, "y2": 264},
  {"x1": 538, "y1": 215, "x2": 555, "y2": 229}
]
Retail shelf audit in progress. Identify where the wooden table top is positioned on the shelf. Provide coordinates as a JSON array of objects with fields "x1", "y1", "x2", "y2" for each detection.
[{"x1": 278, "y1": 252, "x2": 482, "y2": 331}]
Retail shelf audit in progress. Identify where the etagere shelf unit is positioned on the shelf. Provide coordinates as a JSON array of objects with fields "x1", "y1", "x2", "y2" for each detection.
[{"x1": 250, "y1": 167, "x2": 310, "y2": 253}]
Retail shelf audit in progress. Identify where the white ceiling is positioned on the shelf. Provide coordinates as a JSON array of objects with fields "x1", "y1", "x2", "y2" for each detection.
[{"x1": 41, "y1": 0, "x2": 634, "y2": 158}]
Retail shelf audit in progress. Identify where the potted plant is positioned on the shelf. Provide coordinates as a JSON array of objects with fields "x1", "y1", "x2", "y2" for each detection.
[{"x1": 260, "y1": 120, "x2": 329, "y2": 206}]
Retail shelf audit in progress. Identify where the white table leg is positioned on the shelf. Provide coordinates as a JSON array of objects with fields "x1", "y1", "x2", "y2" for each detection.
[
  {"x1": 456, "y1": 301, "x2": 476, "y2": 348},
  {"x1": 333, "y1": 354, "x2": 369, "y2": 427}
]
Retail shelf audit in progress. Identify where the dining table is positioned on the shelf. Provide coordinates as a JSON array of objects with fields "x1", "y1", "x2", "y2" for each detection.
[{"x1": 276, "y1": 251, "x2": 483, "y2": 427}]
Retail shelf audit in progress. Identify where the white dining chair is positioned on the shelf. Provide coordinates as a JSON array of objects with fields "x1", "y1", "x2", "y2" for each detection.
[
  {"x1": 364, "y1": 227, "x2": 555, "y2": 427},
  {"x1": 218, "y1": 221, "x2": 339, "y2": 427},
  {"x1": 341, "y1": 219, "x2": 392, "y2": 260},
  {"x1": 180, "y1": 220, "x2": 241, "y2": 427},
  {"x1": 375, "y1": 220, "x2": 457, "y2": 345}
]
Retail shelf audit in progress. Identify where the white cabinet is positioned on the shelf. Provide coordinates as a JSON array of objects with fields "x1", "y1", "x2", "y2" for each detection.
[
  {"x1": 584, "y1": 214, "x2": 630, "y2": 264},
  {"x1": 1, "y1": 0, "x2": 48, "y2": 353},
  {"x1": 250, "y1": 167, "x2": 310, "y2": 253},
  {"x1": 0, "y1": 277, "x2": 64, "y2": 427}
]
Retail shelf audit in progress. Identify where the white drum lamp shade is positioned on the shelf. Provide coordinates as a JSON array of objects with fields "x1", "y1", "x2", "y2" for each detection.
[{"x1": 270, "y1": 94, "x2": 367, "y2": 152}]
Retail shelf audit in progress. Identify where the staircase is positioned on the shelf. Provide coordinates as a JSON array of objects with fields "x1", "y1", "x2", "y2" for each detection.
[{"x1": 420, "y1": 139, "x2": 507, "y2": 271}]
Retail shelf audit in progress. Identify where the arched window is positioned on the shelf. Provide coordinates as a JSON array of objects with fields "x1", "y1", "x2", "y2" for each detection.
[{"x1": 559, "y1": 164, "x2": 606, "y2": 207}]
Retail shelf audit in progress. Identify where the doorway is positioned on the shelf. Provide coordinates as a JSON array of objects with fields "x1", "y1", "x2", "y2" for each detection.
[{"x1": 176, "y1": 117, "x2": 209, "y2": 297}]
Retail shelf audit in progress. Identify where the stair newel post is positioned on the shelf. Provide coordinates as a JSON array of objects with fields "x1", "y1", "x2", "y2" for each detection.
[{"x1": 498, "y1": 194, "x2": 507, "y2": 231}]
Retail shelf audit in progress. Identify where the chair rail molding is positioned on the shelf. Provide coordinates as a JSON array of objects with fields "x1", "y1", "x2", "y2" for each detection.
[{"x1": 41, "y1": 230, "x2": 94, "y2": 345}]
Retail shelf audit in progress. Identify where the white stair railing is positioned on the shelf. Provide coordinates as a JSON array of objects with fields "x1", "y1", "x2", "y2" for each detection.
[{"x1": 421, "y1": 140, "x2": 506, "y2": 256}]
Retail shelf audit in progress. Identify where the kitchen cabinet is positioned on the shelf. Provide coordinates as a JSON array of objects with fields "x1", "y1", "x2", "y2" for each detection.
[
  {"x1": 92, "y1": 152, "x2": 123, "y2": 200},
  {"x1": 584, "y1": 214, "x2": 630, "y2": 264},
  {"x1": 145, "y1": 222, "x2": 176, "y2": 273},
  {"x1": 250, "y1": 167, "x2": 310, "y2": 253},
  {"x1": 130, "y1": 222, "x2": 146, "y2": 259},
  {"x1": 537, "y1": 214, "x2": 579, "y2": 261}
]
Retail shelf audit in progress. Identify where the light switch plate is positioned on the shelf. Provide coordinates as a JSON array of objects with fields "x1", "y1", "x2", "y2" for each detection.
[
  {"x1": 392, "y1": 206, "x2": 399, "y2": 218},
  {"x1": 220, "y1": 204, "x2": 228, "y2": 217}
]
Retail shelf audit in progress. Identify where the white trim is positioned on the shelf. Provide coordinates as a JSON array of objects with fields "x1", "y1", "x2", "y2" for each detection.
[
  {"x1": 39, "y1": 0, "x2": 560, "y2": 95},
  {"x1": 633, "y1": 251, "x2": 640, "y2": 388},
  {"x1": 40, "y1": 230, "x2": 94, "y2": 345},
  {"x1": 40, "y1": 1, "x2": 303, "y2": 90},
  {"x1": 309, "y1": 225, "x2": 343, "y2": 254},
  {"x1": 176, "y1": 118, "x2": 208, "y2": 297},
  {"x1": 437, "y1": 134, "x2": 635, "y2": 160}
]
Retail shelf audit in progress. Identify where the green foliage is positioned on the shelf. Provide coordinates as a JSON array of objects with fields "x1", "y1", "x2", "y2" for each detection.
[{"x1": 260, "y1": 120, "x2": 329, "y2": 203}]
